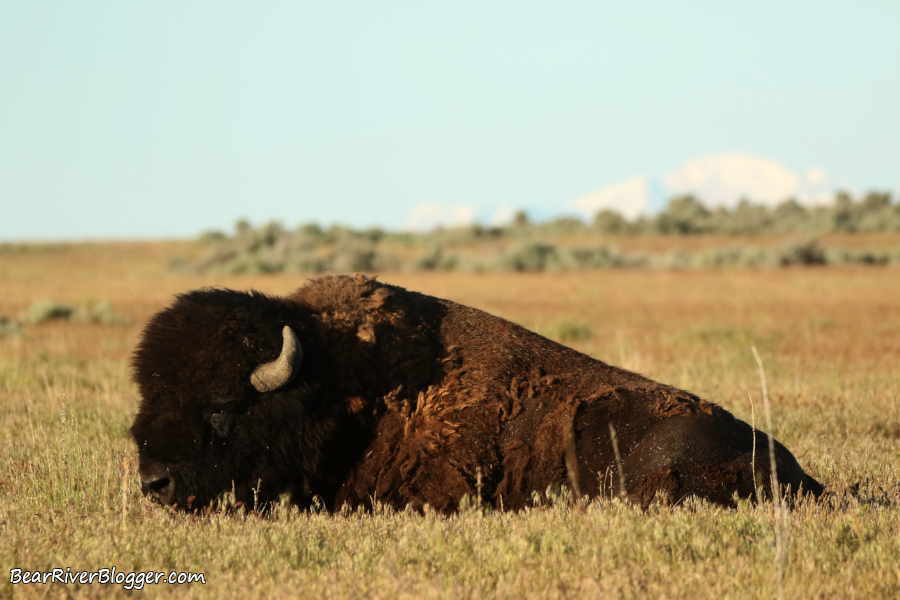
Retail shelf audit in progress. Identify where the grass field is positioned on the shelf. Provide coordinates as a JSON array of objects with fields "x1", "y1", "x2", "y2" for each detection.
[{"x1": 1, "y1": 240, "x2": 899, "y2": 599}]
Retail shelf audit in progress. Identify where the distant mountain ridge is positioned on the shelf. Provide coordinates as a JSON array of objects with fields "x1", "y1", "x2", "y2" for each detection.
[
  {"x1": 568, "y1": 153, "x2": 843, "y2": 221},
  {"x1": 401, "y1": 152, "x2": 860, "y2": 231}
]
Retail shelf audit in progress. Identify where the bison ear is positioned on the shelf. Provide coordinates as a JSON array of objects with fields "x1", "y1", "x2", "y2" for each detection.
[
  {"x1": 209, "y1": 412, "x2": 232, "y2": 438},
  {"x1": 251, "y1": 326, "x2": 303, "y2": 393}
]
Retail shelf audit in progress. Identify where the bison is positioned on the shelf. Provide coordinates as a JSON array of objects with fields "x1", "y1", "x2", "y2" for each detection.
[{"x1": 131, "y1": 274, "x2": 822, "y2": 512}]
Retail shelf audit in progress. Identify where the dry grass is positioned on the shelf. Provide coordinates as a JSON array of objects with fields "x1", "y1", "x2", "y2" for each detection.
[{"x1": 1, "y1": 240, "x2": 899, "y2": 598}]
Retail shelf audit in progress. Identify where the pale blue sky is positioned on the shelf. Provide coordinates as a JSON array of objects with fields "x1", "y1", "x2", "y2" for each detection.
[{"x1": 1, "y1": 1, "x2": 898, "y2": 240}]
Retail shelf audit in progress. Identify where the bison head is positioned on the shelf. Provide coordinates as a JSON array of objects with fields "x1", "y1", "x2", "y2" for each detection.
[{"x1": 130, "y1": 289, "x2": 326, "y2": 510}]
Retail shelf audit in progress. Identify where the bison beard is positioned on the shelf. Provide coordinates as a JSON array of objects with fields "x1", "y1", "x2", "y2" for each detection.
[{"x1": 130, "y1": 274, "x2": 823, "y2": 513}]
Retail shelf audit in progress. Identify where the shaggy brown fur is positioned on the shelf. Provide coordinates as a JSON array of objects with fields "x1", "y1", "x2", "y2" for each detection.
[{"x1": 131, "y1": 274, "x2": 823, "y2": 513}]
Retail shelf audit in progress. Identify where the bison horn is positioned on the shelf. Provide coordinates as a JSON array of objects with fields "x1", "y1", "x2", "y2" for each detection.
[{"x1": 251, "y1": 326, "x2": 303, "y2": 393}]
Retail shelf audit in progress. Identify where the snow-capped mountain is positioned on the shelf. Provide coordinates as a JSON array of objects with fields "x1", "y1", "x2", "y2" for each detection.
[
  {"x1": 568, "y1": 153, "x2": 844, "y2": 221},
  {"x1": 400, "y1": 153, "x2": 851, "y2": 230}
]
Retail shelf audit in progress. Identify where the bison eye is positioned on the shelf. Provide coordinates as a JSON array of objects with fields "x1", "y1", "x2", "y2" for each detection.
[{"x1": 209, "y1": 412, "x2": 232, "y2": 438}]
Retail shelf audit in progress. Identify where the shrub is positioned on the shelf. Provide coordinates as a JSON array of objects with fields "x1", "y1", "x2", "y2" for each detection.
[
  {"x1": 652, "y1": 195, "x2": 712, "y2": 234},
  {"x1": 327, "y1": 239, "x2": 377, "y2": 272},
  {"x1": 560, "y1": 246, "x2": 625, "y2": 269},
  {"x1": 197, "y1": 230, "x2": 227, "y2": 243},
  {"x1": 541, "y1": 216, "x2": 586, "y2": 236},
  {"x1": 72, "y1": 301, "x2": 132, "y2": 326},
  {"x1": 593, "y1": 210, "x2": 628, "y2": 234},
  {"x1": 415, "y1": 245, "x2": 459, "y2": 271},
  {"x1": 495, "y1": 243, "x2": 560, "y2": 271},
  {"x1": 0, "y1": 315, "x2": 21, "y2": 337},
  {"x1": 17, "y1": 300, "x2": 130, "y2": 325},
  {"x1": 19, "y1": 301, "x2": 74, "y2": 324},
  {"x1": 778, "y1": 238, "x2": 827, "y2": 266},
  {"x1": 695, "y1": 246, "x2": 770, "y2": 268},
  {"x1": 657, "y1": 249, "x2": 694, "y2": 270}
]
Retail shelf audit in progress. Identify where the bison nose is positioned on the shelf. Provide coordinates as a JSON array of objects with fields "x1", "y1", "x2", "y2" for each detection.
[{"x1": 139, "y1": 463, "x2": 175, "y2": 505}]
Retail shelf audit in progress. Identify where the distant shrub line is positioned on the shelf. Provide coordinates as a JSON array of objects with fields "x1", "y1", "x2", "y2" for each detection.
[
  {"x1": 178, "y1": 234, "x2": 900, "y2": 276},
  {"x1": 177, "y1": 191, "x2": 900, "y2": 275},
  {"x1": 0, "y1": 300, "x2": 131, "y2": 337},
  {"x1": 593, "y1": 190, "x2": 900, "y2": 235}
]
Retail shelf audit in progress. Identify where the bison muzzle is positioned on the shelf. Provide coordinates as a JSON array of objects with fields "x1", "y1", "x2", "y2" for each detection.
[{"x1": 131, "y1": 274, "x2": 823, "y2": 512}]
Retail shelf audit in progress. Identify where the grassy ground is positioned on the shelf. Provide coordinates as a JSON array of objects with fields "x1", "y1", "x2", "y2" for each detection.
[{"x1": 1, "y1": 241, "x2": 899, "y2": 599}]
